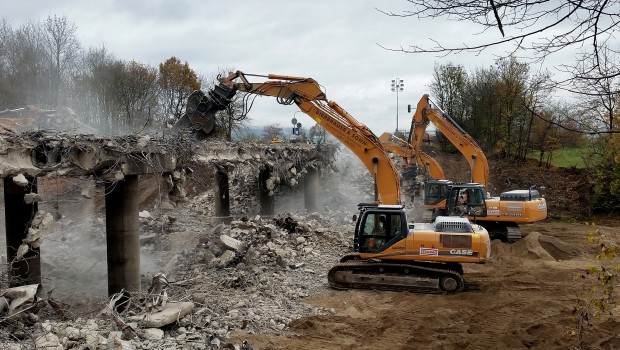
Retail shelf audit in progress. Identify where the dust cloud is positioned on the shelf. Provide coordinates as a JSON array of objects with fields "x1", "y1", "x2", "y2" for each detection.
[
  {"x1": 0, "y1": 177, "x2": 163, "y2": 302},
  {"x1": 274, "y1": 149, "x2": 374, "y2": 215}
]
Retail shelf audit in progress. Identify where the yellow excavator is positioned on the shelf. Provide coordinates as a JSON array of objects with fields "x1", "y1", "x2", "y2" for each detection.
[
  {"x1": 385, "y1": 95, "x2": 547, "y2": 242},
  {"x1": 174, "y1": 71, "x2": 490, "y2": 293},
  {"x1": 378, "y1": 132, "x2": 445, "y2": 180}
]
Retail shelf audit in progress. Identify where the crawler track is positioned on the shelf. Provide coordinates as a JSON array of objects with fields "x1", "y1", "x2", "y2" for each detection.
[{"x1": 328, "y1": 258, "x2": 464, "y2": 294}]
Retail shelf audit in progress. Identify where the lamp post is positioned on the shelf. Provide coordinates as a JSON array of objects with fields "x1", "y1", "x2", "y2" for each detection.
[{"x1": 391, "y1": 78, "x2": 404, "y2": 133}]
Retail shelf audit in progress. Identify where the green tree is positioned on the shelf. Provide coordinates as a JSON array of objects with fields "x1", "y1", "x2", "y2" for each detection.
[
  {"x1": 429, "y1": 62, "x2": 468, "y2": 120},
  {"x1": 493, "y1": 56, "x2": 530, "y2": 158},
  {"x1": 429, "y1": 62, "x2": 468, "y2": 151},
  {"x1": 466, "y1": 66, "x2": 501, "y2": 152},
  {"x1": 590, "y1": 132, "x2": 620, "y2": 210}
]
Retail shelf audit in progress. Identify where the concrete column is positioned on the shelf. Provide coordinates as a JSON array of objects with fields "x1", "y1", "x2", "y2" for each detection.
[
  {"x1": 259, "y1": 167, "x2": 274, "y2": 215},
  {"x1": 105, "y1": 175, "x2": 140, "y2": 296},
  {"x1": 4, "y1": 176, "x2": 41, "y2": 287},
  {"x1": 214, "y1": 166, "x2": 230, "y2": 217},
  {"x1": 304, "y1": 167, "x2": 319, "y2": 212}
]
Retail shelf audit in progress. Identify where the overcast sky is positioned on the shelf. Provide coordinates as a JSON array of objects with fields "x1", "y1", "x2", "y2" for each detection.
[{"x1": 2, "y1": 1, "x2": 568, "y2": 136}]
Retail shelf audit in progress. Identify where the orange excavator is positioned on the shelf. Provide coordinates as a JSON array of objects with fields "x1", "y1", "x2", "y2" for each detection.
[
  {"x1": 394, "y1": 95, "x2": 547, "y2": 242},
  {"x1": 174, "y1": 71, "x2": 490, "y2": 293},
  {"x1": 378, "y1": 132, "x2": 445, "y2": 180}
]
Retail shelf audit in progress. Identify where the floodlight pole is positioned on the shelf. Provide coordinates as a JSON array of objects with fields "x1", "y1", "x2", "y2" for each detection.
[{"x1": 391, "y1": 78, "x2": 404, "y2": 133}]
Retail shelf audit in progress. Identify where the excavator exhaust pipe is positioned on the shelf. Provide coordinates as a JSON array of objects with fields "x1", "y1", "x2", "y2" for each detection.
[{"x1": 173, "y1": 84, "x2": 236, "y2": 139}]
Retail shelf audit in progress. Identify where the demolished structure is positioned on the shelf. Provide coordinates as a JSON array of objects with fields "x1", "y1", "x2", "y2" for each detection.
[{"x1": 0, "y1": 104, "x2": 340, "y2": 349}]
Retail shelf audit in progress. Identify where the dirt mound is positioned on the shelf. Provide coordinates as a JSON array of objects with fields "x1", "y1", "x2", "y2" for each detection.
[
  {"x1": 538, "y1": 233, "x2": 583, "y2": 261},
  {"x1": 489, "y1": 231, "x2": 581, "y2": 267}
]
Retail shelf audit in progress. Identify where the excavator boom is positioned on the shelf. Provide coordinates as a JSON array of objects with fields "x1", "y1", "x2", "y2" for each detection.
[
  {"x1": 221, "y1": 71, "x2": 402, "y2": 205},
  {"x1": 378, "y1": 132, "x2": 445, "y2": 180},
  {"x1": 412, "y1": 95, "x2": 489, "y2": 186}
]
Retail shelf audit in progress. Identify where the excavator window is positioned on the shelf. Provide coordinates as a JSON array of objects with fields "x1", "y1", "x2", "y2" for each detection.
[
  {"x1": 360, "y1": 212, "x2": 402, "y2": 252},
  {"x1": 424, "y1": 182, "x2": 448, "y2": 205},
  {"x1": 448, "y1": 187, "x2": 487, "y2": 216}
]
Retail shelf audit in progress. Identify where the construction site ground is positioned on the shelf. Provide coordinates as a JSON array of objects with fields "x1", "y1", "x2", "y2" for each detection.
[
  {"x1": 230, "y1": 147, "x2": 620, "y2": 350},
  {"x1": 2, "y1": 143, "x2": 620, "y2": 349},
  {"x1": 236, "y1": 221, "x2": 620, "y2": 350}
]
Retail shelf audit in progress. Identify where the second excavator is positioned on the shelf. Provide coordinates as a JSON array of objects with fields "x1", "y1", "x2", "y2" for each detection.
[
  {"x1": 174, "y1": 71, "x2": 490, "y2": 293},
  {"x1": 382, "y1": 95, "x2": 547, "y2": 242}
]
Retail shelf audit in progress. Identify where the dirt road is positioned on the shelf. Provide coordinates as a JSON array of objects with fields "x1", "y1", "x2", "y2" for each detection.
[{"x1": 234, "y1": 221, "x2": 620, "y2": 350}]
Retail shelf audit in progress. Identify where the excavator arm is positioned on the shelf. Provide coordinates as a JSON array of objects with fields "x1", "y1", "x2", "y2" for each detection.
[
  {"x1": 378, "y1": 132, "x2": 445, "y2": 180},
  {"x1": 220, "y1": 71, "x2": 402, "y2": 205},
  {"x1": 410, "y1": 95, "x2": 489, "y2": 187}
]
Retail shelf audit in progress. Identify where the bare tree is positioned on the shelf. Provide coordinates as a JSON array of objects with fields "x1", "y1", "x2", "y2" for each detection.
[
  {"x1": 1, "y1": 21, "x2": 48, "y2": 107},
  {"x1": 116, "y1": 61, "x2": 158, "y2": 130},
  {"x1": 0, "y1": 18, "x2": 12, "y2": 106},
  {"x1": 378, "y1": 0, "x2": 620, "y2": 86},
  {"x1": 203, "y1": 68, "x2": 249, "y2": 141},
  {"x1": 263, "y1": 123, "x2": 284, "y2": 141},
  {"x1": 43, "y1": 15, "x2": 80, "y2": 106},
  {"x1": 572, "y1": 46, "x2": 620, "y2": 132},
  {"x1": 71, "y1": 46, "x2": 119, "y2": 132}
]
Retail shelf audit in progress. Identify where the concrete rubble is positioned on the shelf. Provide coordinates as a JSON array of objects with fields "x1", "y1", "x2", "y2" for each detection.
[
  {"x1": 0, "y1": 202, "x2": 356, "y2": 349},
  {"x1": 0, "y1": 141, "x2": 368, "y2": 349}
]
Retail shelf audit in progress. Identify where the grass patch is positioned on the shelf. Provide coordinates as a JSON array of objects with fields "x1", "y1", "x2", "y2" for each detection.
[{"x1": 528, "y1": 147, "x2": 590, "y2": 168}]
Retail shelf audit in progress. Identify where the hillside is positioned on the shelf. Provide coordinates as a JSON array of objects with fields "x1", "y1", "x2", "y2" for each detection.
[{"x1": 423, "y1": 143, "x2": 598, "y2": 222}]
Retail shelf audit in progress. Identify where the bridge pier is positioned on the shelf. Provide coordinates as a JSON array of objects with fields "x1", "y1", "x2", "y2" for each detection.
[
  {"x1": 105, "y1": 175, "x2": 141, "y2": 296},
  {"x1": 259, "y1": 167, "x2": 274, "y2": 215},
  {"x1": 304, "y1": 167, "x2": 319, "y2": 212},
  {"x1": 214, "y1": 166, "x2": 230, "y2": 217},
  {"x1": 4, "y1": 176, "x2": 41, "y2": 287}
]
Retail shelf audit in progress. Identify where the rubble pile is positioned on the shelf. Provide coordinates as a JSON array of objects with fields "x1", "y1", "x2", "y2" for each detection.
[
  {"x1": 0, "y1": 205, "x2": 357, "y2": 349},
  {"x1": 0, "y1": 157, "x2": 369, "y2": 350},
  {"x1": 0, "y1": 137, "x2": 369, "y2": 349}
]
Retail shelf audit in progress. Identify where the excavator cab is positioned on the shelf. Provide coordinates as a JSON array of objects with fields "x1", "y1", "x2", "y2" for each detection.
[
  {"x1": 425, "y1": 181, "x2": 488, "y2": 218},
  {"x1": 424, "y1": 179, "x2": 451, "y2": 206},
  {"x1": 354, "y1": 204, "x2": 408, "y2": 253},
  {"x1": 444, "y1": 184, "x2": 487, "y2": 217}
]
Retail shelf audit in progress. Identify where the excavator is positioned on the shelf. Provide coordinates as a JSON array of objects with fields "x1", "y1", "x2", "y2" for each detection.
[
  {"x1": 174, "y1": 71, "x2": 490, "y2": 293},
  {"x1": 378, "y1": 132, "x2": 445, "y2": 180},
  {"x1": 386, "y1": 95, "x2": 547, "y2": 242}
]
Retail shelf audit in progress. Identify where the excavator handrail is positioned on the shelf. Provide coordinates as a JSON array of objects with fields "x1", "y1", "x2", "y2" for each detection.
[{"x1": 221, "y1": 71, "x2": 402, "y2": 205}]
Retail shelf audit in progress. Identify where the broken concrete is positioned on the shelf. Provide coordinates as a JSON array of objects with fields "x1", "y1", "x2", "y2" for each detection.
[
  {"x1": 128, "y1": 302, "x2": 195, "y2": 328},
  {"x1": 0, "y1": 121, "x2": 345, "y2": 349}
]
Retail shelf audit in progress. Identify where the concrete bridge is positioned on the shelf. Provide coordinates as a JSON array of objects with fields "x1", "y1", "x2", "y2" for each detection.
[{"x1": 0, "y1": 130, "x2": 337, "y2": 297}]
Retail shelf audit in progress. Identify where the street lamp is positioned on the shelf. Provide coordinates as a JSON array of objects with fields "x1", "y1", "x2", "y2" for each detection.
[{"x1": 391, "y1": 78, "x2": 404, "y2": 133}]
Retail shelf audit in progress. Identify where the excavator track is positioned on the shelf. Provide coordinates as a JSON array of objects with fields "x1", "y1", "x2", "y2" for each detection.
[
  {"x1": 328, "y1": 259, "x2": 464, "y2": 294},
  {"x1": 506, "y1": 225, "x2": 522, "y2": 243}
]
